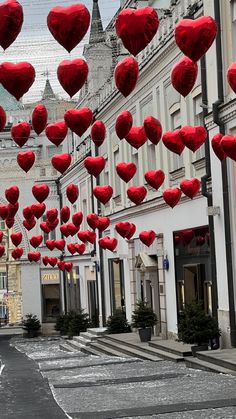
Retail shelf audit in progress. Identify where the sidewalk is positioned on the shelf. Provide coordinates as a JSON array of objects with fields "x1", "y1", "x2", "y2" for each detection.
[{"x1": 0, "y1": 336, "x2": 67, "y2": 419}]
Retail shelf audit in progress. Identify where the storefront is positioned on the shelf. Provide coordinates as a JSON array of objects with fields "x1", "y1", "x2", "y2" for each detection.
[
  {"x1": 41, "y1": 269, "x2": 61, "y2": 322},
  {"x1": 108, "y1": 258, "x2": 125, "y2": 314}
]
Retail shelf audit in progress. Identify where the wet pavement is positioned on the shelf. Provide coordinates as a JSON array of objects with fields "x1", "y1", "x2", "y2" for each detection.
[{"x1": 2, "y1": 336, "x2": 236, "y2": 418}]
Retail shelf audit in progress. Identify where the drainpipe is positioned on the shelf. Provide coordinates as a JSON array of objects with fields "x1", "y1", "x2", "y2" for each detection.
[{"x1": 213, "y1": 0, "x2": 236, "y2": 347}]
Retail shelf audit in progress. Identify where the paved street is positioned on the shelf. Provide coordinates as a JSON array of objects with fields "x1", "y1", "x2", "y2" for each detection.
[{"x1": 1, "y1": 337, "x2": 236, "y2": 418}]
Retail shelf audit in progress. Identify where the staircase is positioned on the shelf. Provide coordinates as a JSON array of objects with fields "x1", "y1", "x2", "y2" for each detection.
[
  {"x1": 59, "y1": 328, "x2": 107, "y2": 355},
  {"x1": 185, "y1": 349, "x2": 236, "y2": 375}
]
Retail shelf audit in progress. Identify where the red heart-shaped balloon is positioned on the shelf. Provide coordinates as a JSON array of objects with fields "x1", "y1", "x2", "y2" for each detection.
[
  {"x1": 5, "y1": 185, "x2": 19, "y2": 205},
  {"x1": 40, "y1": 221, "x2": 51, "y2": 234},
  {"x1": 101, "y1": 236, "x2": 118, "y2": 252},
  {"x1": 227, "y1": 63, "x2": 236, "y2": 93},
  {"x1": 91, "y1": 121, "x2": 106, "y2": 147},
  {"x1": 93, "y1": 186, "x2": 113, "y2": 205},
  {"x1": 64, "y1": 108, "x2": 93, "y2": 137},
  {"x1": 145, "y1": 170, "x2": 165, "y2": 190},
  {"x1": 180, "y1": 178, "x2": 201, "y2": 199},
  {"x1": 0, "y1": 0, "x2": 23, "y2": 50},
  {"x1": 46, "y1": 208, "x2": 58, "y2": 222},
  {"x1": 51, "y1": 153, "x2": 71, "y2": 174},
  {"x1": 10, "y1": 231, "x2": 22, "y2": 247},
  {"x1": 75, "y1": 243, "x2": 86, "y2": 255},
  {"x1": 0, "y1": 231, "x2": 3, "y2": 243},
  {"x1": 46, "y1": 121, "x2": 68, "y2": 146},
  {"x1": 0, "y1": 106, "x2": 6, "y2": 132},
  {"x1": 66, "y1": 184, "x2": 79, "y2": 204},
  {"x1": 67, "y1": 243, "x2": 76, "y2": 255},
  {"x1": 67, "y1": 223, "x2": 79, "y2": 237},
  {"x1": 97, "y1": 216, "x2": 110, "y2": 232},
  {"x1": 125, "y1": 126, "x2": 147, "y2": 149},
  {"x1": 23, "y1": 205, "x2": 34, "y2": 220},
  {"x1": 220, "y1": 135, "x2": 236, "y2": 161},
  {"x1": 115, "y1": 7, "x2": 159, "y2": 56},
  {"x1": 211, "y1": 133, "x2": 226, "y2": 161},
  {"x1": 87, "y1": 213, "x2": 99, "y2": 230},
  {"x1": 32, "y1": 104, "x2": 48, "y2": 135},
  {"x1": 163, "y1": 188, "x2": 182, "y2": 208},
  {"x1": 54, "y1": 239, "x2": 65, "y2": 251},
  {"x1": 57, "y1": 261, "x2": 66, "y2": 271},
  {"x1": 180, "y1": 229, "x2": 194, "y2": 245},
  {"x1": 72, "y1": 212, "x2": 83, "y2": 227},
  {"x1": 30, "y1": 235, "x2": 43, "y2": 249},
  {"x1": 139, "y1": 230, "x2": 156, "y2": 247},
  {"x1": 11, "y1": 122, "x2": 30, "y2": 147},
  {"x1": 57, "y1": 59, "x2": 88, "y2": 97},
  {"x1": 171, "y1": 56, "x2": 198, "y2": 97},
  {"x1": 115, "y1": 222, "x2": 132, "y2": 238},
  {"x1": 78, "y1": 230, "x2": 96, "y2": 244},
  {"x1": 115, "y1": 57, "x2": 139, "y2": 97},
  {"x1": 28, "y1": 251, "x2": 41, "y2": 263},
  {"x1": 0, "y1": 245, "x2": 5, "y2": 257},
  {"x1": 84, "y1": 156, "x2": 106, "y2": 177},
  {"x1": 7, "y1": 202, "x2": 19, "y2": 218},
  {"x1": 144, "y1": 116, "x2": 162, "y2": 145},
  {"x1": 116, "y1": 162, "x2": 137, "y2": 183},
  {"x1": 12, "y1": 247, "x2": 23, "y2": 260},
  {"x1": 61, "y1": 206, "x2": 70, "y2": 223},
  {"x1": 32, "y1": 184, "x2": 49, "y2": 203},
  {"x1": 98, "y1": 237, "x2": 107, "y2": 250},
  {"x1": 23, "y1": 218, "x2": 36, "y2": 231},
  {"x1": 127, "y1": 186, "x2": 147, "y2": 205},
  {"x1": 0, "y1": 204, "x2": 8, "y2": 220},
  {"x1": 47, "y1": 4, "x2": 90, "y2": 52},
  {"x1": 65, "y1": 262, "x2": 73, "y2": 272},
  {"x1": 48, "y1": 257, "x2": 58, "y2": 267},
  {"x1": 60, "y1": 224, "x2": 70, "y2": 237},
  {"x1": 126, "y1": 223, "x2": 136, "y2": 240},
  {"x1": 162, "y1": 130, "x2": 185, "y2": 155},
  {"x1": 175, "y1": 16, "x2": 217, "y2": 62},
  {"x1": 180, "y1": 126, "x2": 207, "y2": 152},
  {"x1": 43, "y1": 256, "x2": 49, "y2": 266},
  {"x1": 0, "y1": 62, "x2": 35, "y2": 100},
  {"x1": 17, "y1": 151, "x2": 35, "y2": 172},
  {"x1": 115, "y1": 111, "x2": 133, "y2": 140},
  {"x1": 46, "y1": 240, "x2": 55, "y2": 251},
  {"x1": 31, "y1": 203, "x2": 46, "y2": 219},
  {"x1": 46, "y1": 218, "x2": 59, "y2": 232}
]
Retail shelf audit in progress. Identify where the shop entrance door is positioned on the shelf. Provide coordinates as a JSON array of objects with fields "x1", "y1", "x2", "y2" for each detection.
[{"x1": 42, "y1": 284, "x2": 60, "y2": 322}]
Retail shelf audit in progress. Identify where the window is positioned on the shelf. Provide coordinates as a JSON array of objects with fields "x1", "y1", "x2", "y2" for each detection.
[
  {"x1": 0, "y1": 302, "x2": 7, "y2": 318},
  {"x1": 140, "y1": 95, "x2": 153, "y2": 122},
  {"x1": 132, "y1": 152, "x2": 139, "y2": 186},
  {"x1": 194, "y1": 95, "x2": 205, "y2": 160},
  {"x1": 42, "y1": 215, "x2": 56, "y2": 243},
  {"x1": 82, "y1": 199, "x2": 87, "y2": 230},
  {"x1": 170, "y1": 109, "x2": 184, "y2": 171},
  {"x1": 40, "y1": 167, "x2": 46, "y2": 177},
  {"x1": 0, "y1": 272, "x2": 7, "y2": 289},
  {"x1": 113, "y1": 148, "x2": 121, "y2": 196},
  {"x1": 47, "y1": 145, "x2": 63, "y2": 159},
  {"x1": 0, "y1": 221, "x2": 5, "y2": 230}
]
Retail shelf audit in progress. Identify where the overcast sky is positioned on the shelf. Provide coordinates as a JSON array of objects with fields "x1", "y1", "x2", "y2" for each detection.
[{"x1": 2, "y1": 0, "x2": 120, "y2": 103}]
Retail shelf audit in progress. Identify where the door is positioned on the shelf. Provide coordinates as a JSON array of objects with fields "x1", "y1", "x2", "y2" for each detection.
[
  {"x1": 183, "y1": 264, "x2": 209, "y2": 310},
  {"x1": 109, "y1": 259, "x2": 125, "y2": 314}
]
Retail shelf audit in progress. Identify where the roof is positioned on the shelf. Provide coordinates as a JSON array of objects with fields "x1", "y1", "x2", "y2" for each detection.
[
  {"x1": 89, "y1": 0, "x2": 105, "y2": 44},
  {"x1": 42, "y1": 79, "x2": 56, "y2": 100},
  {"x1": 0, "y1": 84, "x2": 24, "y2": 111},
  {"x1": 135, "y1": 253, "x2": 158, "y2": 269}
]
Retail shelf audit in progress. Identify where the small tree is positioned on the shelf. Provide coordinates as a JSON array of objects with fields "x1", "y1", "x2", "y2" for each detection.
[
  {"x1": 22, "y1": 314, "x2": 41, "y2": 338},
  {"x1": 131, "y1": 300, "x2": 157, "y2": 329},
  {"x1": 67, "y1": 309, "x2": 91, "y2": 338},
  {"x1": 55, "y1": 312, "x2": 76, "y2": 335},
  {"x1": 178, "y1": 301, "x2": 220, "y2": 345},
  {"x1": 106, "y1": 309, "x2": 131, "y2": 334}
]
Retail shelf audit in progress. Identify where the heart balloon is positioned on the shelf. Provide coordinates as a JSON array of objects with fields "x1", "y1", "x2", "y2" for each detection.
[
  {"x1": 46, "y1": 218, "x2": 59, "y2": 232},
  {"x1": 116, "y1": 162, "x2": 137, "y2": 183},
  {"x1": 220, "y1": 135, "x2": 236, "y2": 161},
  {"x1": 17, "y1": 151, "x2": 35, "y2": 172},
  {"x1": 58, "y1": 59, "x2": 88, "y2": 97},
  {"x1": 57, "y1": 261, "x2": 66, "y2": 271},
  {"x1": 0, "y1": 245, "x2": 5, "y2": 257},
  {"x1": 46, "y1": 121, "x2": 68, "y2": 146},
  {"x1": 12, "y1": 248, "x2": 23, "y2": 260},
  {"x1": 163, "y1": 188, "x2": 182, "y2": 208},
  {"x1": 54, "y1": 239, "x2": 66, "y2": 251},
  {"x1": 5, "y1": 185, "x2": 19, "y2": 205},
  {"x1": 46, "y1": 240, "x2": 55, "y2": 251},
  {"x1": 64, "y1": 108, "x2": 93, "y2": 137},
  {"x1": 65, "y1": 262, "x2": 73, "y2": 273},
  {"x1": 100, "y1": 236, "x2": 118, "y2": 252},
  {"x1": 97, "y1": 216, "x2": 110, "y2": 232},
  {"x1": 72, "y1": 212, "x2": 83, "y2": 227},
  {"x1": 144, "y1": 170, "x2": 165, "y2": 190},
  {"x1": 93, "y1": 186, "x2": 113, "y2": 205},
  {"x1": 7, "y1": 202, "x2": 19, "y2": 218},
  {"x1": 48, "y1": 257, "x2": 58, "y2": 267},
  {"x1": 66, "y1": 184, "x2": 79, "y2": 204},
  {"x1": 115, "y1": 111, "x2": 133, "y2": 140},
  {"x1": 60, "y1": 224, "x2": 70, "y2": 237},
  {"x1": 125, "y1": 126, "x2": 147, "y2": 149},
  {"x1": 84, "y1": 156, "x2": 106, "y2": 177},
  {"x1": 139, "y1": 230, "x2": 156, "y2": 247},
  {"x1": 180, "y1": 229, "x2": 194, "y2": 245},
  {"x1": 23, "y1": 206, "x2": 34, "y2": 220},
  {"x1": 31, "y1": 203, "x2": 46, "y2": 219},
  {"x1": 0, "y1": 0, "x2": 23, "y2": 50},
  {"x1": 0, "y1": 62, "x2": 35, "y2": 100},
  {"x1": 67, "y1": 223, "x2": 79, "y2": 237},
  {"x1": 46, "y1": 208, "x2": 58, "y2": 222},
  {"x1": 40, "y1": 221, "x2": 51, "y2": 234},
  {"x1": 0, "y1": 204, "x2": 8, "y2": 220},
  {"x1": 98, "y1": 237, "x2": 107, "y2": 250},
  {"x1": 32, "y1": 104, "x2": 48, "y2": 135},
  {"x1": 144, "y1": 116, "x2": 162, "y2": 145},
  {"x1": 180, "y1": 126, "x2": 207, "y2": 152},
  {"x1": 87, "y1": 213, "x2": 99, "y2": 230},
  {"x1": 67, "y1": 243, "x2": 76, "y2": 255},
  {"x1": 10, "y1": 232, "x2": 22, "y2": 247},
  {"x1": 115, "y1": 7, "x2": 159, "y2": 56},
  {"x1": 180, "y1": 178, "x2": 201, "y2": 199},
  {"x1": 126, "y1": 223, "x2": 136, "y2": 240},
  {"x1": 28, "y1": 252, "x2": 41, "y2": 263},
  {"x1": 75, "y1": 243, "x2": 86, "y2": 255},
  {"x1": 115, "y1": 222, "x2": 132, "y2": 238},
  {"x1": 127, "y1": 186, "x2": 147, "y2": 205},
  {"x1": 0, "y1": 106, "x2": 6, "y2": 132},
  {"x1": 115, "y1": 57, "x2": 139, "y2": 97},
  {"x1": 23, "y1": 218, "x2": 36, "y2": 231},
  {"x1": 162, "y1": 130, "x2": 185, "y2": 155},
  {"x1": 171, "y1": 56, "x2": 198, "y2": 97},
  {"x1": 0, "y1": 231, "x2": 3, "y2": 242},
  {"x1": 43, "y1": 256, "x2": 49, "y2": 266},
  {"x1": 11, "y1": 122, "x2": 31, "y2": 147},
  {"x1": 175, "y1": 16, "x2": 217, "y2": 62},
  {"x1": 47, "y1": 4, "x2": 90, "y2": 52},
  {"x1": 30, "y1": 235, "x2": 43, "y2": 249},
  {"x1": 211, "y1": 133, "x2": 226, "y2": 161},
  {"x1": 51, "y1": 153, "x2": 71, "y2": 174},
  {"x1": 91, "y1": 121, "x2": 106, "y2": 147},
  {"x1": 78, "y1": 230, "x2": 96, "y2": 244},
  {"x1": 32, "y1": 184, "x2": 49, "y2": 203},
  {"x1": 61, "y1": 206, "x2": 70, "y2": 223}
]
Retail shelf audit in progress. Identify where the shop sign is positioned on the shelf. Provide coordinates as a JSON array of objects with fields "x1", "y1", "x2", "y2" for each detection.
[{"x1": 41, "y1": 270, "x2": 60, "y2": 284}]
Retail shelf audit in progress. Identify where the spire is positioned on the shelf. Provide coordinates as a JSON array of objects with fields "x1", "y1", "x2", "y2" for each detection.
[
  {"x1": 89, "y1": 0, "x2": 105, "y2": 44},
  {"x1": 42, "y1": 78, "x2": 56, "y2": 101}
]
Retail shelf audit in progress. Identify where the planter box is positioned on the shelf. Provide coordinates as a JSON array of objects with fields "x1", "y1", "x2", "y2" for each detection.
[{"x1": 138, "y1": 327, "x2": 152, "y2": 342}]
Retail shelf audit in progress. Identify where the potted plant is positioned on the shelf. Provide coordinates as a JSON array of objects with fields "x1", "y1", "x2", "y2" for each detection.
[
  {"x1": 67, "y1": 309, "x2": 91, "y2": 338},
  {"x1": 132, "y1": 300, "x2": 157, "y2": 342},
  {"x1": 22, "y1": 314, "x2": 41, "y2": 338},
  {"x1": 106, "y1": 309, "x2": 131, "y2": 334},
  {"x1": 178, "y1": 301, "x2": 221, "y2": 356}
]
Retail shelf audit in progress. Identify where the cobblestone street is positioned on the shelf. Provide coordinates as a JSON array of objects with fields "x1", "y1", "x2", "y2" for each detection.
[{"x1": 1, "y1": 337, "x2": 236, "y2": 418}]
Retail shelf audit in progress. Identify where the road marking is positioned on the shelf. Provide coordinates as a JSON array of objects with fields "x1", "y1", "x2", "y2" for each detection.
[{"x1": 0, "y1": 363, "x2": 5, "y2": 376}]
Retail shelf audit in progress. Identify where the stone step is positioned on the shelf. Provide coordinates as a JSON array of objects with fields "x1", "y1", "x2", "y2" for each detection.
[
  {"x1": 65, "y1": 339, "x2": 84, "y2": 352},
  {"x1": 59, "y1": 342, "x2": 77, "y2": 352},
  {"x1": 148, "y1": 340, "x2": 192, "y2": 357},
  {"x1": 185, "y1": 356, "x2": 236, "y2": 375},
  {"x1": 73, "y1": 336, "x2": 93, "y2": 346},
  {"x1": 196, "y1": 351, "x2": 236, "y2": 372},
  {"x1": 79, "y1": 332, "x2": 98, "y2": 340},
  {"x1": 80, "y1": 345, "x2": 105, "y2": 357},
  {"x1": 89, "y1": 341, "x2": 131, "y2": 358},
  {"x1": 87, "y1": 327, "x2": 107, "y2": 336}
]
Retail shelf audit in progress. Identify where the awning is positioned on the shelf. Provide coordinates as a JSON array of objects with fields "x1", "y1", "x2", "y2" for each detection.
[{"x1": 135, "y1": 253, "x2": 158, "y2": 270}]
